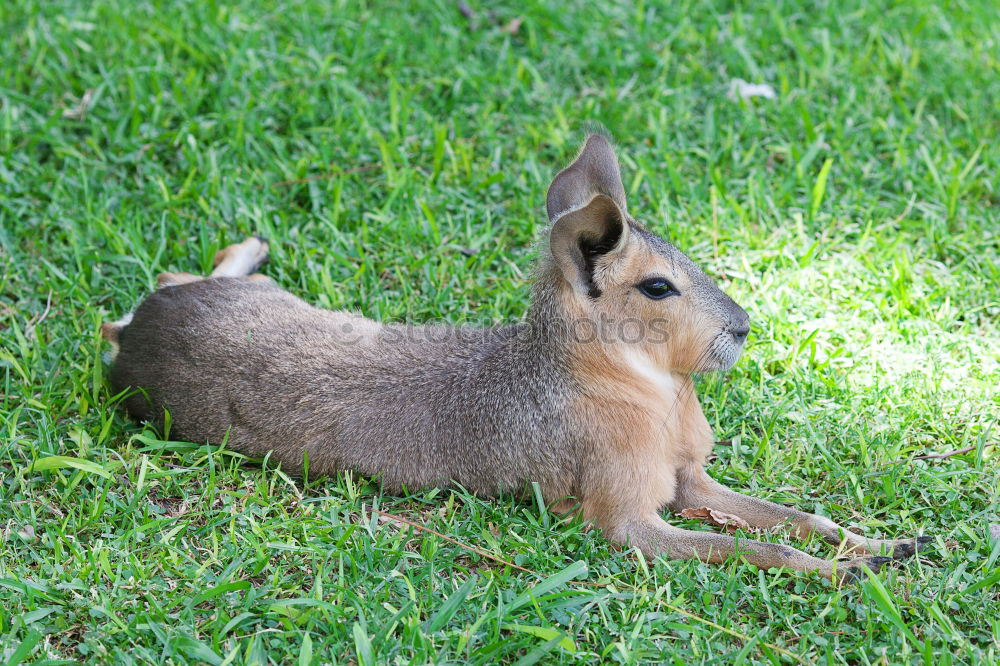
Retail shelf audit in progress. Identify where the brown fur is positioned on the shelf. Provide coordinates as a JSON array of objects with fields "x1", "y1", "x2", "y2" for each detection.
[{"x1": 103, "y1": 133, "x2": 929, "y2": 582}]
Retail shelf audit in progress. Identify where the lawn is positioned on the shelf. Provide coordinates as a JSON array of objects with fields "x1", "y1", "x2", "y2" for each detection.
[{"x1": 1, "y1": 0, "x2": 998, "y2": 663}]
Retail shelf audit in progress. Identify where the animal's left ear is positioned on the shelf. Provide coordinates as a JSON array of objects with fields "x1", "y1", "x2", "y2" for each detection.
[
  {"x1": 548, "y1": 193, "x2": 629, "y2": 298},
  {"x1": 546, "y1": 133, "x2": 628, "y2": 222}
]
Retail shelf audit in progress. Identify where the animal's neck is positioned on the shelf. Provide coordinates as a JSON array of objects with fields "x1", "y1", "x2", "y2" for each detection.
[{"x1": 621, "y1": 347, "x2": 680, "y2": 399}]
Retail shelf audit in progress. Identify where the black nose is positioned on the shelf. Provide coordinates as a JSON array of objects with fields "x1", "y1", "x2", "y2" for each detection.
[{"x1": 730, "y1": 323, "x2": 750, "y2": 343}]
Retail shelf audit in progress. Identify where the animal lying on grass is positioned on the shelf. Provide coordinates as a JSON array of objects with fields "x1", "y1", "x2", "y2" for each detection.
[{"x1": 103, "y1": 133, "x2": 930, "y2": 581}]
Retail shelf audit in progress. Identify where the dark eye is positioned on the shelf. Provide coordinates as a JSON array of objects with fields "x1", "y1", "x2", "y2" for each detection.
[{"x1": 636, "y1": 278, "x2": 678, "y2": 300}]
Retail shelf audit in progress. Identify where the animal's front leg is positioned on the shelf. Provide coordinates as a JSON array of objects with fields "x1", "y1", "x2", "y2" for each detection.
[
  {"x1": 578, "y1": 468, "x2": 890, "y2": 582},
  {"x1": 669, "y1": 465, "x2": 931, "y2": 559},
  {"x1": 602, "y1": 513, "x2": 891, "y2": 582}
]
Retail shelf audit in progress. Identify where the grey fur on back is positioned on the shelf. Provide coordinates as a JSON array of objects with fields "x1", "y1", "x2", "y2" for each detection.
[{"x1": 112, "y1": 277, "x2": 580, "y2": 495}]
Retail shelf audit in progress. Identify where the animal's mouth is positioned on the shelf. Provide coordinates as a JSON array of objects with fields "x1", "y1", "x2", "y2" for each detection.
[{"x1": 704, "y1": 332, "x2": 746, "y2": 372}]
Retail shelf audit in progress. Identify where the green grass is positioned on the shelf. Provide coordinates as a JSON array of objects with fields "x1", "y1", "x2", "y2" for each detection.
[{"x1": 2, "y1": 0, "x2": 998, "y2": 663}]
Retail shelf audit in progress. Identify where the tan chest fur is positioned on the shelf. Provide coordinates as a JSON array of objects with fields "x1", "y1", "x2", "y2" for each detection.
[{"x1": 570, "y1": 345, "x2": 715, "y2": 521}]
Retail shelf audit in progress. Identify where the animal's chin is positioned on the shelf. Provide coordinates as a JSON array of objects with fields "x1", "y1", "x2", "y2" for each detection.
[
  {"x1": 694, "y1": 358, "x2": 735, "y2": 374},
  {"x1": 697, "y1": 338, "x2": 744, "y2": 373},
  {"x1": 716, "y1": 354, "x2": 741, "y2": 372}
]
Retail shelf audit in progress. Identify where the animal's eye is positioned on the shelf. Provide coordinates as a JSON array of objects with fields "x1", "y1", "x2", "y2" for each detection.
[{"x1": 636, "y1": 278, "x2": 678, "y2": 300}]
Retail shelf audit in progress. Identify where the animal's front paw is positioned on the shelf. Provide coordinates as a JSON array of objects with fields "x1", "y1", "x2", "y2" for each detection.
[
  {"x1": 835, "y1": 556, "x2": 895, "y2": 584},
  {"x1": 891, "y1": 536, "x2": 933, "y2": 560}
]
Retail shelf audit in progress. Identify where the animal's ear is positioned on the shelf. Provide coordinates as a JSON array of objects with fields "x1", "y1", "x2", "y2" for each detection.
[
  {"x1": 549, "y1": 193, "x2": 629, "y2": 298},
  {"x1": 546, "y1": 134, "x2": 628, "y2": 222}
]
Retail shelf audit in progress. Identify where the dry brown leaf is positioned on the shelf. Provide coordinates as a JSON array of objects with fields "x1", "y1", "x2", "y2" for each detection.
[{"x1": 680, "y1": 506, "x2": 754, "y2": 533}]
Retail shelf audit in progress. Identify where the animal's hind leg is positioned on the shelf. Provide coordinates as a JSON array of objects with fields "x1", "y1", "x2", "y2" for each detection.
[
  {"x1": 154, "y1": 236, "x2": 270, "y2": 288},
  {"x1": 210, "y1": 235, "x2": 269, "y2": 279}
]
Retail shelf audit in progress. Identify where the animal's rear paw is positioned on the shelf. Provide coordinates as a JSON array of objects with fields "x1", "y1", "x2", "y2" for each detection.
[
  {"x1": 892, "y1": 535, "x2": 933, "y2": 560},
  {"x1": 213, "y1": 236, "x2": 270, "y2": 273},
  {"x1": 836, "y1": 556, "x2": 895, "y2": 584},
  {"x1": 248, "y1": 236, "x2": 270, "y2": 271}
]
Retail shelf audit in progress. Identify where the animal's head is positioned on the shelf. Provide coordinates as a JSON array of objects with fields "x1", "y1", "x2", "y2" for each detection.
[{"x1": 542, "y1": 133, "x2": 749, "y2": 374}]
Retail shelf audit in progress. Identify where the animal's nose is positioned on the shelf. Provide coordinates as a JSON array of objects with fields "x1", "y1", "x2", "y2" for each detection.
[
  {"x1": 723, "y1": 296, "x2": 750, "y2": 343},
  {"x1": 729, "y1": 319, "x2": 750, "y2": 343}
]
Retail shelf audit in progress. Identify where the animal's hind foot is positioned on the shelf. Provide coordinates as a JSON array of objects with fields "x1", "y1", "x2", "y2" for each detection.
[
  {"x1": 100, "y1": 313, "x2": 134, "y2": 357},
  {"x1": 212, "y1": 236, "x2": 269, "y2": 277},
  {"x1": 100, "y1": 315, "x2": 131, "y2": 345}
]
